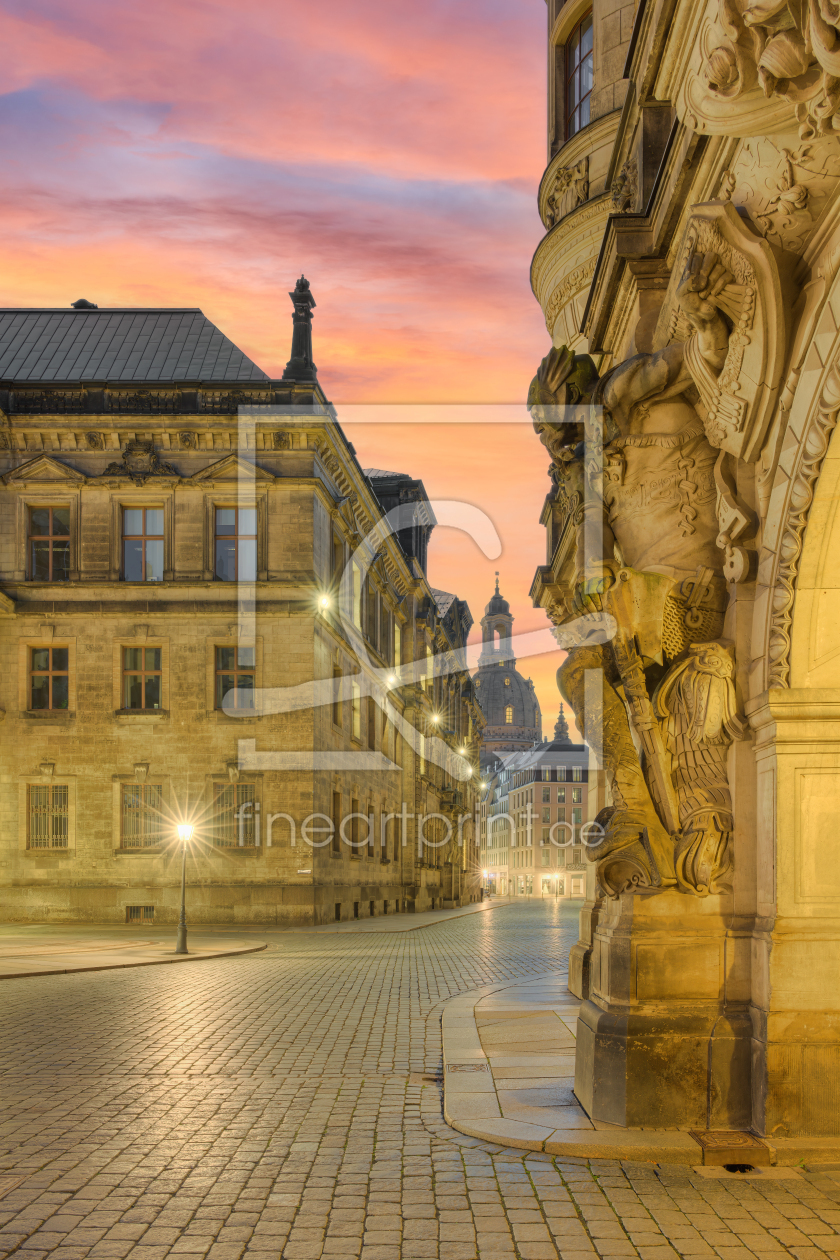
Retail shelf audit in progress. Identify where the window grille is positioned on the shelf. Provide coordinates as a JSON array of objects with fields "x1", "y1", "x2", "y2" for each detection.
[
  {"x1": 213, "y1": 782, "x2": 256, "y2": 847},
  {"x1": 126, "y1": 905, "x2": 154, "y2": 922},
  {"x1": 566, "y1": 11, "x2": 593, "y2": 139},
  {"x1": 214, "y1": 507, "x2": 257, "y2": 582},
  {"x1": 123, "y1": 647, "x2": 162, "y2": 710},
  {"x1": 29, "y1": 507, "x2": 70, "y2": 582},
  {"x1": 215, "y1": 645, "x2": 255, "y2": 710},
  {"x1": 122, "y1": 507, "x2": 164, "y2": 582},
  {"x1": 30, "y1": 647, "x2": 69, "y2": 710},
  {"x1": 121, "y1": 785, "x2": 163, "y2": 848},
  {"x1": 28, "y1": 784, "x2": 69, "y2": 848}
]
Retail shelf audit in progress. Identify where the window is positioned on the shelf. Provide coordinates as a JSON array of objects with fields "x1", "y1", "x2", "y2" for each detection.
[
  {"x1": 394, "y1": 621, "x2": 402, "y2": 676},
  {"x1": 215, "y1": 645, "x2": 255, "y2": 710},
  {"x1": 121, "y1": 784, "x2": 163, "y2": 848},
  {"x1": 504, "y1": 677, "x2": 510, "y2": 686},
  {"x1": 123, "y1": 508, "x2": 163, "y2": 582},
  {"x1": 215, "y1": 507, "x2": 257, "y2": 581},
  {"x1": 542, "y1": 849, "x2": 551, "y2": 866},
  {"x1": 572, "y1": 767, "x2": 583, "y2": 782},
  {"x1": 331, "y1": 530, "x2": 344, "y2": 584},
  {"x1": 572, "y1": 807, "x2": 583, "y2": 827},
  {"x1": 566, "y1": 10, "x2": 593, "y2": 138},
  {"x1": 542, "y1": 787, "x2": 550, "y2": 803},
  {"x1": 332, "y1": 665, "x2": 343, "y2": 727},
  {"x1": 366, "y1": 802, "x2": 375, "y2": 857},
  {"x1": 351, "y1": 681, "x2": 361, "y2": 741},
  {"x1": 123, "y1": 647, "x2": 162, "y2": 710},
  {"x1": 213, "y1": 782, "x2": 256, "y2": 847},
  {"x1": 367, "y1": 696, "x2": 376, "y2": 749},
  {"x1": 572, "y1": 786, "x2": 582, "y2": 803},
  {"x1": 542, "y1": 808, "x2": 550, "y2": 823},
  {"x1": 28, "y1": 784, "x2": 69, "y2": 848},
  {"x1": 332, "y1": 791, "x2": 342, "y2": 854},
  {"x1": 28, "y1": 507, "x2": 70, "y2": 582},
  {"x1": 30, "y1": 647, "x2": 69, "y2": 710},
  {"x1": 573, "y1": 846, "x2": 583, "y2": 864},
  {"x1": 557, "y1": 786, "x2": 566, "y2": 803},
  {"x1": 126, "y1": 905, "x2": 155, "y2": 923},
  {"x1": 504, "y1": 705, "x2": 513, "y2": 724},
  {"x1": 351, "y1": 798, "x2": 360, "y2": 853}
]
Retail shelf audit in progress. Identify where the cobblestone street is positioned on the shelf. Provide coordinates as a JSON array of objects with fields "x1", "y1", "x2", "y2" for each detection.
[{"x1": 1, "y1": 902, "x2": 839, "y2": 1260}]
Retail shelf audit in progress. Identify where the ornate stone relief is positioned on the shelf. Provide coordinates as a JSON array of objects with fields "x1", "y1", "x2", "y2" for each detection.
[
  {"x1": 680, "y1": 0, "x2": 840, "y2": 139},
  {"x1": 718, "y1": 135, "x2": 840, "y2": 252},
  {"x1": 527, "y1": 201, "x2": 797, "y2": 898},
  {"x1": 102, "y1": 440, "x2": 178, "y2": 484},
  {"x1": 767, "y1": 359, "x2": 840, "y2": 686},
  {"x1": 543, "y1": 260, "x2": 597, "y2": 336},
  {"x1": 611, "y1": 159, "x2": 639, "y2": 213},
  {"x1": 544, "y1": 158, "x2": 590, "y2": 228}
]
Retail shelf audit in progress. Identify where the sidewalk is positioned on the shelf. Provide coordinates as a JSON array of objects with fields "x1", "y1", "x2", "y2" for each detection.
[
  {"x1": 301, "y1": 895, "x2": 516, "y2": 934},
  {"x1": 442, "y1": 972, "x2": 840, "y2": 1167},
  {"x1": 0, "y1": 927, "x2": 266, "y2": 979}
]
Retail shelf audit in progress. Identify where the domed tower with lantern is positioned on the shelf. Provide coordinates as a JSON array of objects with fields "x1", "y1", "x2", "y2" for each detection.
[{"x1": 473, "y1": 575, "x2": 542, "y2": 768}]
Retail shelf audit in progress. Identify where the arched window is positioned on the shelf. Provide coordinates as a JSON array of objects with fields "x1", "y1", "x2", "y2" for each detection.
[
  {"x1": 566, "y1": 10, "x2": 593, "y2": 139},
  {"x1": 505, "y1": 705, "x2": 513, "y2": 724}
]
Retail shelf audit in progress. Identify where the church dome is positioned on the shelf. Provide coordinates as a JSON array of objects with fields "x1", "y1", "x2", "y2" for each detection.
[{"x1": 474, "y1": 665, "x2": 538, "y2": 731}]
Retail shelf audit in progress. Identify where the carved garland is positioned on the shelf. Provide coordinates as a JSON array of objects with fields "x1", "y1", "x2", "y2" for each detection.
[
  {"x1": 543, "y1": 259, "x2": 598, "y2": 335},
  {"x1": 767, "y1": 360, "x2": 840, "y2": 687}
]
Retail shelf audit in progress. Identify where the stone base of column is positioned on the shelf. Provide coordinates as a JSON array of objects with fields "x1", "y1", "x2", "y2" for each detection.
[{"x1": 573, "y1": 889, "x2": 752, "y2": 1129}]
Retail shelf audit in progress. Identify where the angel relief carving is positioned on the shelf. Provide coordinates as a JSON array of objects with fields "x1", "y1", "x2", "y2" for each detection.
[
  {"x1": 527, "y1": 230, "x2": 776, "y2": 898},
  {"x1": 683, "y1": 0, "x2": 840, "y2": 138}
]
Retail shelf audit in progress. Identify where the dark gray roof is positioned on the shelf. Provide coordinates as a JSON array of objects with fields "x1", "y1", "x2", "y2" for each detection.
[
  {"x1": 0, "y1": 309, "x2": 269, "y2": 384},
  {"x1": 431, "y1": 588, "x2": 457, "y2": 617},
  {"x1": 363, "y1": 469, "x2": 410, "y2": 480}
]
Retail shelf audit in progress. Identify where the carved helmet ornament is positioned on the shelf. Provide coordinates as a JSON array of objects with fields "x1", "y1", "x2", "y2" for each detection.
[{"x1": 652, "y1": 201, "x2": 796, "y2": 463}]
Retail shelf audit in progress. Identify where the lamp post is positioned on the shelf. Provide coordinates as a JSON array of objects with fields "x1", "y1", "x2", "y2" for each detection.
[{"x1": 175, "y1": 823, "x2": 194, "y2": 955}]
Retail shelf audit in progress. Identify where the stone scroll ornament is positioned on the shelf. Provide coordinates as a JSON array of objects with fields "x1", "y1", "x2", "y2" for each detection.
[
  {"x1": 679, "y1": 0, "x2": 840, "y2": 139},
  {"x1": 527, "y1": 203, "x2": 793, "y2": 897}
]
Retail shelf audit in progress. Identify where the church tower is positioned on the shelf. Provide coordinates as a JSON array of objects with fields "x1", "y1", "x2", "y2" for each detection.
[{"x1": 473, "y1": 575, "x2": 542, "y2": 762}]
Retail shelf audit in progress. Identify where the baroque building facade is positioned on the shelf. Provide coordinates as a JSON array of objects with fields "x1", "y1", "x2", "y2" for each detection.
[
  {"x1": 526, "y1": 0, "x2": 840, "y2": 1150},
  {"x1": 0, "y1": 283, "x2": 483, "y2": 924}
]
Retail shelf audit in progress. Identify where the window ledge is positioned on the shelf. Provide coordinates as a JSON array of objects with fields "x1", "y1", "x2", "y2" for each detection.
[
  {"x1": 113, "y1": 709, "x2": 169, "y2": 721},
  {"x1": 115, "y1": 846, "x2": 166, "y2": 855},
  {"x1": 22, "y1": 710, "x2": 75, "y2": 720},
  {"x1": 25, "y1": 848, "x2": 72, "y2": 856},
  {"x1": 207, "y1": 711, "x2": 261, "y2": 724}
]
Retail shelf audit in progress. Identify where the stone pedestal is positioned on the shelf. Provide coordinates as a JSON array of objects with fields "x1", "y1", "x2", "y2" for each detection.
[
  {"x1": 574, "y1": 890, "x2": 752, "y2": 1129},
  {"x1": 568, "y1": 864, "x2": 602, "y2": 1000}
]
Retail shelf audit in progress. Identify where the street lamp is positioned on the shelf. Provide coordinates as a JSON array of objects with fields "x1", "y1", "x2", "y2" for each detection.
[{"x1": 175, "y1": 822, "x2": 194, "y2": 955}]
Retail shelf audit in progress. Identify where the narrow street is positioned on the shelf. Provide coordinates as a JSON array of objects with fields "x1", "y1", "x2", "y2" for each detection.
[{"x1": 1, "y1": 902, "x2": 838, "y2": 1260}]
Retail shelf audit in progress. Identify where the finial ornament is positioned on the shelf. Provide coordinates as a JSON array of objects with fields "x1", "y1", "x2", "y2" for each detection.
[
  {"x1": 281, "y1": 274, "x2": 318, "y2": 383},
  {"x1": 494, "y1": 571, "x2": 500, "y2": 594}
]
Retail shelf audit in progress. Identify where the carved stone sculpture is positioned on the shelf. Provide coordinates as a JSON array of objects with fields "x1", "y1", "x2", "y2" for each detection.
[
  {"x1": 528, "y1": 219, "x2": 781, "y2": 897},
  {"x1": 545, "y1": 158, "x2": 590, "y2": 228}
]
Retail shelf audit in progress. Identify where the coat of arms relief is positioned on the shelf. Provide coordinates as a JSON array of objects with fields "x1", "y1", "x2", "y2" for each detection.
[{"x1": 528, "y1": 202, "x2": 797, "y2": 899}]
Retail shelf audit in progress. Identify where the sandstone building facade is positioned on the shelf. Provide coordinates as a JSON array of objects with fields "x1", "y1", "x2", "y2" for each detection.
[
  {"x1": 0, "y1": 285, "x2": 483, "y2": 924},
  {"x1": 527, "y1": 0, "x2": 840, "y2": 1150}
]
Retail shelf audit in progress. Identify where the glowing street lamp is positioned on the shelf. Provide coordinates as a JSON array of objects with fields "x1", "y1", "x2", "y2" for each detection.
[
  {"x1": 318, "y1": 594, "x2": 330, "y2": 610},
  {"x1": 175, "y1": 822, "x2": 195, "y2": 955}
]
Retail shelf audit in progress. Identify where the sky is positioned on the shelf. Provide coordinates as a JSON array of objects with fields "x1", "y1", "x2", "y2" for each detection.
[{"x1": 0, "y1": 0, "x2": 571, "y2": 736}]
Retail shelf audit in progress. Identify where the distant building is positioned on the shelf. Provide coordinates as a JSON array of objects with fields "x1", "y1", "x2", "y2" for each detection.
[
  {"x1": 473, "y1": 576, "x2": 542, "y2": 768},
  {"x1": 480, "y1": 705, "x2": 590, "y2": 900},
  {"x1": 0, "y1": 281, "x2": 483, "y2": 924}
]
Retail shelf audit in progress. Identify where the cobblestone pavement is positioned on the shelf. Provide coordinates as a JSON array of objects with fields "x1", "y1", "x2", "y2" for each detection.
[{"x1": 1, "y1": 901, "x2": 840, "y2": 1260}]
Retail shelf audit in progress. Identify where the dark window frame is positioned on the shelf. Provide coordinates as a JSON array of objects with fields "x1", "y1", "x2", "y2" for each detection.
[
  {"x1": 120, "y1": 784, "x2": 163, "y2": 849},
  {"x1": 122, "y1": 646, "x2": 162, "y2": 711},
  {"x1": 28, "y1": 506, "x2": 70, "y2": 583},
  {"x1": 28, "y1": 783, "x2": 69, "y2": 849},
  {"x1": 215, "y1": 645, "x2": 255, "y2": 711},
  {"x1": 214, "y1": 506, "x2": 257, "y2": 583},
  {"x1": 30, "y1": 646, "x2": 69, "y2": 711},
  {"x1": 565, "y1": 9, "x2": 593, "y2": 140},
  {"x1": 122, "y1": 506, "x2": 164, "y2": 583}
]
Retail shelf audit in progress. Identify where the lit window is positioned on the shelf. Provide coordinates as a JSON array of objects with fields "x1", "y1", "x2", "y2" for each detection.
[
  {"x1": 215, "y1": 507, "x2": 257, "y2": 582},
  {"x1": 572, "y1": 767, "x2": 583, "y2": 782},
  {"x1": 30, "y1": 647, "x2": 68, "y2": 711},
  {"x1": 572, "y1": 786, "x2": 582, "y2": 803},
  {"x1": 557, "y1": 786, "x2": 566, "y2": 804},
  {"x1": 542, "y1": 787, "x2": 550, "y2": 803},
  {"x1": 213, "y1": 782, "x2": 256, "y2": 847},
  {"x1": 123, "y1": 508, "x2": 163, "y2": 582},
  {"x1": 28, "y1": 507, "x2": 70, "y2": 582},
  {"x1": 215, "y1": 646, "x2": 255, "y2": 710},
  {"x1": 505, "y1": 705, "x2": 513, "y2": 724},
  {"x1": 504, "y1": 677, "x2": 510, "y2": 685},
  {"x1": 566, "y1": 11, "x2": 593, "y2": 139},
  {"x1": 121, "y1": 784, "x2": 163, "y2": 848},
  {"x1": 542, "y1": 808, "x2": 550, "y2": 823},
  {"x1": 28, "y1": 784, "x2": 68, "y2": 848},
  {"x1": 572, "y1": 808, "x2": 583, "y2": 827},
  {"x1": 123, "y1": 647, "x2": 161, "y2": 710}
]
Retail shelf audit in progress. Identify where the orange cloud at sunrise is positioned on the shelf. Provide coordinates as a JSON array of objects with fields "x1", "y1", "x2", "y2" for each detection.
[{"x1": 0, "y1": 0, "x2": 573, "y2": 731}]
